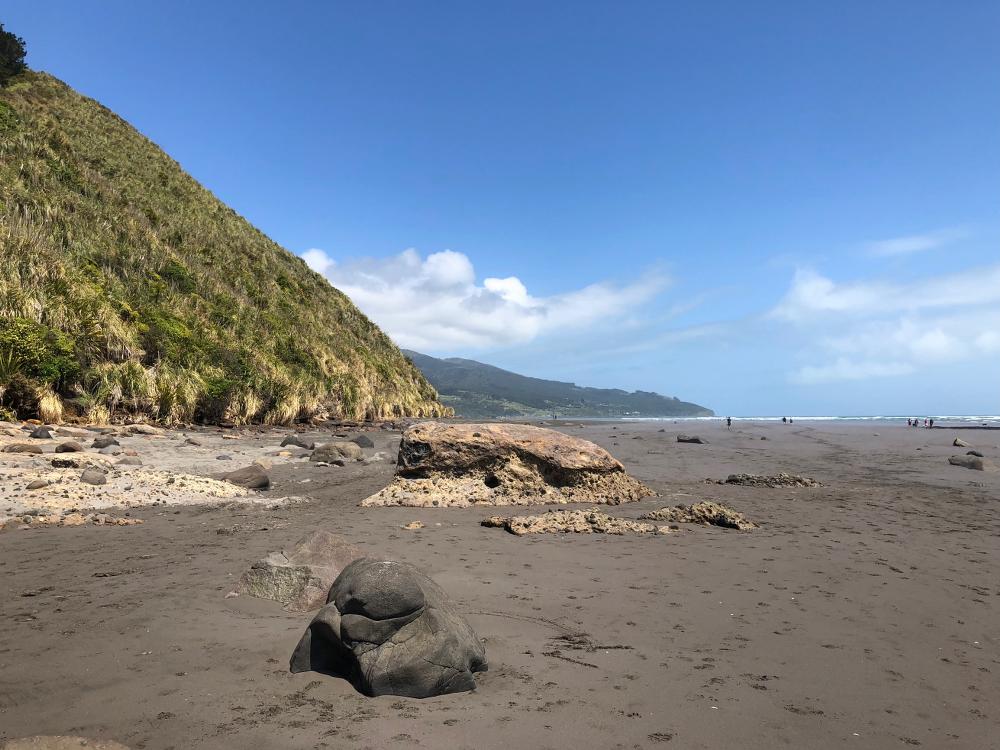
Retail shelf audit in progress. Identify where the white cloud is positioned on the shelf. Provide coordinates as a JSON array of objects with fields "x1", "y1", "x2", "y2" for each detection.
[
  {"x1": 775, "y1": 262, "x2": 1000, "y2": 383},
  {"x1": 792, "y1": 358, "x2": 914, "y2": 384},
  {"x1": 771, "y1": 263, "x2": 1000, "y2": 322},
  {"x1": 302, "y1": 247, "x2": 668, "y2": 351},
  {"x1": 302, "y1": 248, "x2": 335, "y2": 276},
  {"x1": 865, "y1": 227, "x2": 967, "y2": 257}
]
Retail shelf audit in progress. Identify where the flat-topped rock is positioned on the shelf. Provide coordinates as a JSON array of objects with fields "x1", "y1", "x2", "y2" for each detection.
[
  {"x1": 641, "y1": 501, "x2": 758, "y2": 531},
  {"x1": 483, "y1": 508, "x2": 671, "y2": 536},
  {"x1": 362, "y1": 422, "x2": 652, "y2": 508}
]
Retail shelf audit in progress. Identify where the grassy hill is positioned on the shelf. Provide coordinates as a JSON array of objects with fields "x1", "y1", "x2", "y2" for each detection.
[
  {"x1": 405, "y1": 350, "x2": 714, "y2": 419},
  {"x1": 0, "y1": 71, "x2": 449, "y2": 424}
]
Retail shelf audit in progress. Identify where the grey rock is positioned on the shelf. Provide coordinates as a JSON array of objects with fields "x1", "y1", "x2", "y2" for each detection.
[
  {"x1": 953, "y1": 437, "x2": 970, "y2": 447},
  {"x1": 91, "y1": 436, "x2": 120, "y2": 450},
  {"x1": 281, "y1": 434, "x2": 316, "y2": 450},
  {"x1": 311, "y1": 442, "x2": 364, "y2": 463},
  {"x1": 967, "y1": 450, "x2": 984, "y2": 458},
  {"x1": 3, "y1": 443, "x2": 43, "y2": 454},
  {"x1": 948, "y1": 454, "x2": 985, "y2": 471},
  {"x1": 26, "y1": 479, "x2": 49, "y2": 490},
  {"x1": 183, "y1": 437, "x2": 203, "y2": 446},
  {"x1": 117, "y1": 456, "x2": 143, "y2": 466},
  {"x1": 290, "y1": 559, "x2": 487, "y2": 698},
  {"x1": 30, "y1": 426, "x2": 54, "y2": 439},
  {"x1": 216, "y1": 454, "x2": 233, "y2": 460},
  {"x1": 677, "y1": 434, "x2": 708, "y2": 444},
  {"x1": 350, "y1": 434, "x2": 375, "y2": 449},
  {"x1": 55, "y1": 441, "x2": 82, "y2": 453},
  {"x1": 224, "y1": 464, "x2": 270, "y2": 489},
  {"x1": 98, "y1": 445, "x2": 122, "y2": 455},
  {"x1": 237, "y1": 531, "x2": 364, "y2": 611},
  {"x1": 80, "y1": 469, "x2": 107, "y2": 485}
]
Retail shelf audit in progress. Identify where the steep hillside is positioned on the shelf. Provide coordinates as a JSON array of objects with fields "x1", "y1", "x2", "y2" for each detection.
[
  {"x1": 405, "y1": 350, "x2": 714, "y2": 418},
  {"x1": 0, "y1": 71, "x2": 448, "y2": 424}
]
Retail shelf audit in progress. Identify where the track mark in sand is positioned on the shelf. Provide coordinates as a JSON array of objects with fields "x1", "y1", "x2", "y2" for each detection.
[
  {"x1": 542, "y1": 650, "x2": 599, "y2": 668},
  {"x1": 648, "y1": 731, "x2": 674, "y2": 742},
  {"x1": 467, "y1": 609, "x2": 578, "y2": 635}
]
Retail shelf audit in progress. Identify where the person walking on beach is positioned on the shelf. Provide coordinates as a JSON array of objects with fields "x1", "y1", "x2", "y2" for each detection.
[
  {"x1": 726, "y1": 416, "x2": 732, "y2": 430},
  {"x1": 782, "y1": 417, "x2": 787, "y2": 424}
]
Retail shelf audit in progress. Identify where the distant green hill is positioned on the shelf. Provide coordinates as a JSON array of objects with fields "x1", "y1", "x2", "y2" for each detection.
[
  {"x1": 404, "y1": 350, "x2": 713, "y2": 419},
  {"x1": 0, "y1": 71, "x2": 448, "y2": 424}
]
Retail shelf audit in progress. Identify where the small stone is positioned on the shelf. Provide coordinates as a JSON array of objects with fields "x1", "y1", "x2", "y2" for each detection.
[
  {"x1": 80, "y1": 469, "x2": 107, "y2": 485},
  {"x1": 26, "y1": 479, "x2": 49, "y2": 490},
  {"x1": 55, "y1": 441, "x2": 82, "y2": 453},
  {"x1": 402, "y1": 521, "x2": 425, "y2": 530}
]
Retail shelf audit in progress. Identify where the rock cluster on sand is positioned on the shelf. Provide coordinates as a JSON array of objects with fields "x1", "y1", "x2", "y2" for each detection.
[
  {"x1": 290, "y1": 559, "x2": 487, "y2": 698},
  {"x1": 721, "y1": 472, "x2": 820, "y2": 488},
  {"x1": 641, "y1": 501, "x2": 758, "y2": 531},
  {"x1": 677, "y1": 434, "x2": 708, "y2": 444},
  {"x1": 237, "y1": 531, "x2": 364, "y2": 611},
  {"x1": 3, "y1": 512, "x2": 143, "y2": 530},
  {"x1": 362, "y1": 422, "x2": 652, "y2": 508},
  {"x1": 482, "y1": 508, "x2": 672, "y2": 536}
]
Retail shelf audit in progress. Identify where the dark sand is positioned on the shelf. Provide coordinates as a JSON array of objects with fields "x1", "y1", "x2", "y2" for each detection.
[{"x1": 1, "y1": 421, "x2": 997, "y2": 749}]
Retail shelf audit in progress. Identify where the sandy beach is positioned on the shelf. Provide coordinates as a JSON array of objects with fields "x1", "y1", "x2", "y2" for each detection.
[{"x1": 1, "y1": 419, "x2": 997, "y2": 749}]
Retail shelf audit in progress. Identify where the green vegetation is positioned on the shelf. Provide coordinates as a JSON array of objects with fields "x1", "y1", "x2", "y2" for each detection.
[
  {"x1": 0, "y1": 70, "x2": 449, "y2": 424},
  {"x1": 405, "y1": 350, "x2": 714, "y2": 419},
  {"x1": 0, "y1": 24, "x2": 26, "y2": 86}
]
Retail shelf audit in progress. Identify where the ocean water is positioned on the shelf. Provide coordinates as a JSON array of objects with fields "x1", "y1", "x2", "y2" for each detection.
[{"x1": 617, "y1": 415, "x2": 1000, "y2": 426}]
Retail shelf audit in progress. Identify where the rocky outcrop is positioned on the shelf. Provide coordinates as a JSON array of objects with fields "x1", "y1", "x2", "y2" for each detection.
[
  {"x1": 237, "y1": 531, "x2": 364, "y2": 611},
  {"x1": 362, "y1": 422, "x2": 652, "y2": 507},
  {"x1": 953, "y1": 437, "x2": 970, "y2": 447},
  {"x1": 641, "y1": 501, "x2": 758, "y2": 530},
  {"x1": 290, "y1": 559, "x2": 487, "y2": 698},
  {"x1": 482, "y1": 508, "x2": 671, "y2": 536}
]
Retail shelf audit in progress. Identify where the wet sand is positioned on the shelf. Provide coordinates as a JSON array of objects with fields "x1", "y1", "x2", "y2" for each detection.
[{"x1": 1, "y1": 420, "x2": 997, "y2": 749}]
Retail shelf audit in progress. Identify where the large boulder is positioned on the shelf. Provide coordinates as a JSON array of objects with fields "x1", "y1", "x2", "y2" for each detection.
[
  {"x1": 237, "y1": 531, "x2": 364, "y2": 611},
  {"x1": 361, "y1": 422, "x2": 652, "y2": 507},
  {"x1": 351, "y1": 434, "x2": 375, "y2": 449},
  {"x1": 289, "y1": 559, "x2": 487, "y2": 698},
  {"x1": 3, "y1": 443, "x2": 43, "y2": 454},
  {"x1": 949, "y1": 454, "x2": 986, "y2": 471},
  {"x1": 224, "y1": 464, "x2": 271, "y2": 489},
  {"x1": 29, "y1": 426, "x2": 53, "y2": 439},
  {"x1": 311, "y1": 442, "x2": 363, "y2": 463}
]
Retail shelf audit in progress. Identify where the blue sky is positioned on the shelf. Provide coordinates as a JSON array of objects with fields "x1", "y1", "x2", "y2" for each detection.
[{"x1": 7, "y1": 2, "x2": 1000, "y2": 415}]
